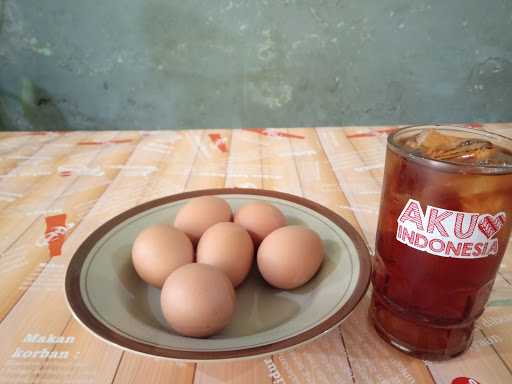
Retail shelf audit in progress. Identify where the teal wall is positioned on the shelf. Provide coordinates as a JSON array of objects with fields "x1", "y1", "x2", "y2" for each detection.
[{"x1": 1, "y1": 0, "x2": 511, "y2": 131}]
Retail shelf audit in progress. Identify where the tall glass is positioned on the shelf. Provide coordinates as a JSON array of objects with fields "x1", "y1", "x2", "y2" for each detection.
[{"x1": 370, "y1": 125, "x2": 512, "y2": 360}]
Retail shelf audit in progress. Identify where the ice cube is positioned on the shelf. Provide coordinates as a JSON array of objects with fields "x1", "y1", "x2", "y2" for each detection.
[
  {"x1": 438, "y1": 140, "x2": 512, "y2": 166},
  {"x1": 433, "y1": 138, "x2": 494, "y2": 162},
  {"x1": 417, "y1": 129, "x2": 462, "y2": 150},
  {"x1": 401, "y1": 129, "x2": 464, "y2": 157},
  {"x1": 403, "y1": 129, "x2": 512, "y2": 167},
  {"x1": 476, "y1": 147, "x2": 512, "y2": 167}
]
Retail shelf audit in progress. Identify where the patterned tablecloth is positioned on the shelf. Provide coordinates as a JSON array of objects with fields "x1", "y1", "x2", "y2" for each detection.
[{"x1": 0, "y1": 124, "x2": 511, "y2": 384}]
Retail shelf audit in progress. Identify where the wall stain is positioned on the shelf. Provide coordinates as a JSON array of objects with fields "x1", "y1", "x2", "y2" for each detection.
[{"x1": 21, "y1": 78, "x2": 68, "y2": 131}]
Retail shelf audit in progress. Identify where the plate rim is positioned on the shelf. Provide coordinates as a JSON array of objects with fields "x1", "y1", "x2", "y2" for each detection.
[{"x1": 65, "y1": 188, "x2": 371, "y2": 361}]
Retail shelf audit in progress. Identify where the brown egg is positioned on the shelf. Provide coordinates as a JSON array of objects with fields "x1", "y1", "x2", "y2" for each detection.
[
  {"x1": 160, "y1": 263, "x2": 236, "y2": 337},
  {"x1": 234, "y1": 202, "x2": 287, "y2": 245},
  {"x1": 132, "y1": 224, "x2": 194, "y2": 288},
  {"x1": 257, "y1": 225, "x2": 324, "y2": 289},
  {"x1": 197, "y1": 222, "x2": 254, "y2": 287},
  {"x1": 174, "y1": 196, "x2": 232, "y2": 244}
]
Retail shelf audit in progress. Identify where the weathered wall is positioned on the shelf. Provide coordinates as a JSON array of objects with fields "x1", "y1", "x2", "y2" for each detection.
[{"x1": 1, "y1": 0, "x2": 511, "y2": 130}]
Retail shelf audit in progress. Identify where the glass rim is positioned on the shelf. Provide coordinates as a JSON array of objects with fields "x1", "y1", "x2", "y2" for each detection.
[{"x1": 387, "y1": 124, "x2": 512, "y2": 175}]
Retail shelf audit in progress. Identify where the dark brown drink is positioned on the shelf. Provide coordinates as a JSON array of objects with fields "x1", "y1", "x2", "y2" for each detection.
[{"x1": 370, "y1": 126, "x2": 512, "y2": 360}]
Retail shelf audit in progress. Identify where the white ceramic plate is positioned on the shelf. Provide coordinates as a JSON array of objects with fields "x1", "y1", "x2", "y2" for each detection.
[{"x1": 65, "y1": 188, "x2": 371, "y2": 361}]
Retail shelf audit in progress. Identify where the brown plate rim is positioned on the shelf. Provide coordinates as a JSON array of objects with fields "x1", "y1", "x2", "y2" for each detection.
[{"x1": 65, "y1": 188, "x2": 371, "y2": 360}]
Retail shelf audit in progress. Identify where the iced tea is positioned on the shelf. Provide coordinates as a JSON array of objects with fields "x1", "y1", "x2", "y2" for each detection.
[{"x1": 370, "y1": 126, "x2": 512, "y2": 360}]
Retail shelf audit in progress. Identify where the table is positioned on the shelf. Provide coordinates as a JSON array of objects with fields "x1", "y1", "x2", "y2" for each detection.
[{"x1": 0, "y1": 124, "x2": 511, "y2": 384}]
